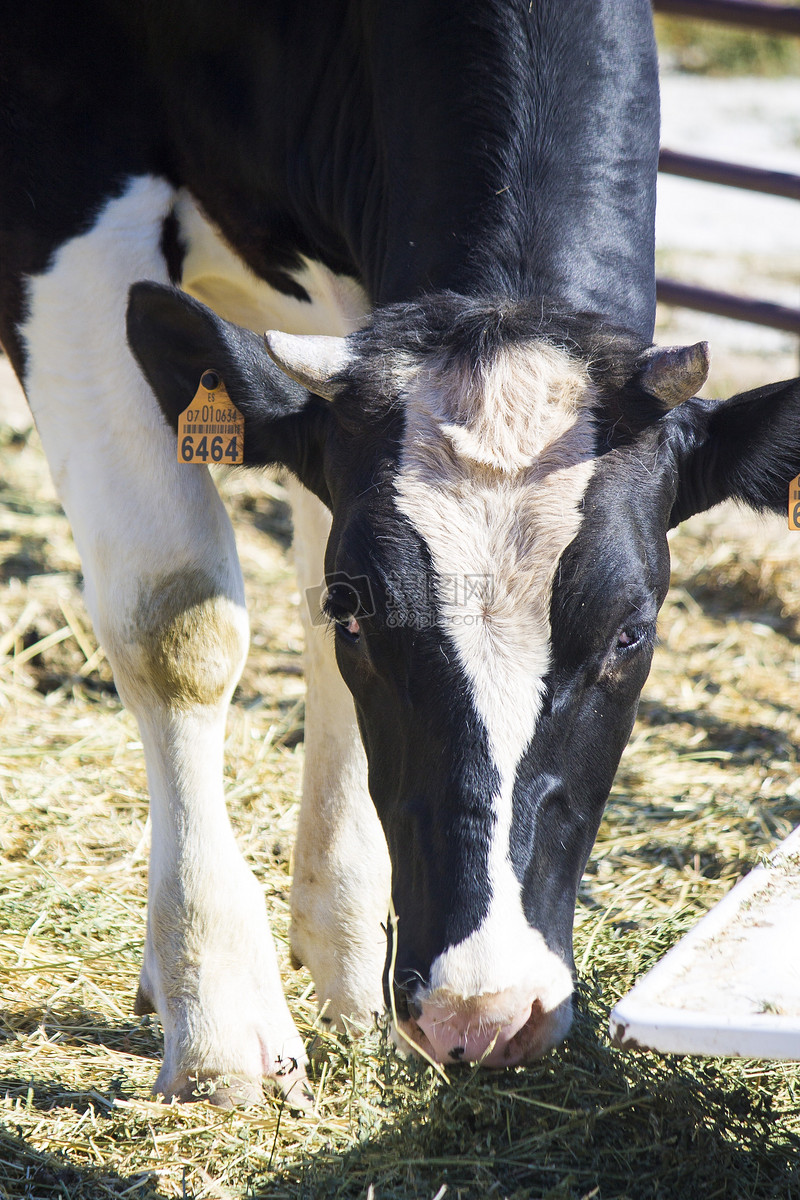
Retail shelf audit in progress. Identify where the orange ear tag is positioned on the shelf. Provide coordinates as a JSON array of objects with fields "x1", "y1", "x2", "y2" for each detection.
[
  {"x1": 177, "y1": 370, "x2": 244, "y2": 464},
  {"x1": 790, "y1": 474, "x2": 800, "y2": 532}
]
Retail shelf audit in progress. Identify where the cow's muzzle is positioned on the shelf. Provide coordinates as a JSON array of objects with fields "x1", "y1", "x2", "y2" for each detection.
[{"x1": 393, "y1": 983, "x2": 573, "y2": 1067}]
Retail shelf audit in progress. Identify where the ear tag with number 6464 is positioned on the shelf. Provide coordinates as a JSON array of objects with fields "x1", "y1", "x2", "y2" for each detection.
[
  {"x1": 177, "y1": 371, "x2": 244, "y2": 464},
  {"x1": 790, "y1": 474, "x2": 800, "y2": 532}
]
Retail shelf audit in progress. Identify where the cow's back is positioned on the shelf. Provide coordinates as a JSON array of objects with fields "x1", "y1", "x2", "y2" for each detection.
[
  {"x1": 2, "y1": 0, "x2": 659, "y2": 354},
  {"x1": 129, "y1": 0, "x2": 660, "y2": 332}
]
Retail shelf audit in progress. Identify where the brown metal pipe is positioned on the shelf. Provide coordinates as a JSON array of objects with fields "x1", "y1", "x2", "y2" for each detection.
[
  {"x1": 656, "y1": 278, "x2": 800, "y2": 333},
  {"x1": 659, "y1": 149, "x2": 800, "y2": 201}
]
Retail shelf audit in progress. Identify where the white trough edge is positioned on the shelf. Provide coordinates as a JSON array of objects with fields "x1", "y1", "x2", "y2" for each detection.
[{"x1": 609, "y1": 825, "x2": 800, "y2": 1061}]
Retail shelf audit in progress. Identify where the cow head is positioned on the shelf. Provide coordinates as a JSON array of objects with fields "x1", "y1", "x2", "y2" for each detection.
[{"x1": 128, "y1": 283, "x2": 800, "y2": 1066}]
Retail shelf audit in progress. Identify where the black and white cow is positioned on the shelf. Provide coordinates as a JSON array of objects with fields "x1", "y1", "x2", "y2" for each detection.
[{"x1": 2, "y1": 1, "x2": 799, "y2": 1105}]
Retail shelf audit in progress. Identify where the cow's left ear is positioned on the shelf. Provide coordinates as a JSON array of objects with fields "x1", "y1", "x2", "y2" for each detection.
[
  {"x1": 665, "y1": 376, "x2": 800, "y2": 527},
  {"x1": 126, "y1": 282, "x2": 336, "y2": 506}
]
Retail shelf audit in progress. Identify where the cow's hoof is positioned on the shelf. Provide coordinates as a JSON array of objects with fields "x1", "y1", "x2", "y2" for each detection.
[
  {"x1": 268, "y1": 1060, "x2": 316, "y2": 1113},
  {"x1": 154, "y1": 1061, "x2": 313, "y2": 1112},
  {"x1": 160, "y1": 1073, "x2": 266, "y2": 1109}
]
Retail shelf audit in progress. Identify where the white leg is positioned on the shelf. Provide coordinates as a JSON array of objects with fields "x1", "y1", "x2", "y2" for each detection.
[
  {"x1": 20, "y1": 176, "x2": 307, "y2": 1106},
  {"x1": 285, "y1": 480, "x2": 390, "y2": 1030}
]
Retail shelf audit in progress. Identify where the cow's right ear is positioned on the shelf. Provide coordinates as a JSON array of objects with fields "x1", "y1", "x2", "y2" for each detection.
[{"x1": 126, "y1": 282, "x2": 335, "y2": 506}]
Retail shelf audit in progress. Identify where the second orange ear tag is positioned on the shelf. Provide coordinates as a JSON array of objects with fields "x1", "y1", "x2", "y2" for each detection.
[
  {"x1": 176, "y1": 371, "x2": 244, "y2": 464},
  {"x1": 790, "y1": 474, "x2": 800, "y2": 532}
]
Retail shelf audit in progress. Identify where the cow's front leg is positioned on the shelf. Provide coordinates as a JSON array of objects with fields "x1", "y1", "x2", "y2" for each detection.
[
  {"x1": 18, "y1": 175, "x2": 308, "y2": 1106},
  {"x1": 129, "y1": 681, "x2": 308, "y2": 1105},
  {"x1": 286, "y1": 482, "x2": 391, "y2": 1030}
]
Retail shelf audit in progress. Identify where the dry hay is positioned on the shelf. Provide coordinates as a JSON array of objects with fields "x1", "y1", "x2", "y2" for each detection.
[{"x1": 0, "y1": 358, "x2": 799, "y2": 1200}]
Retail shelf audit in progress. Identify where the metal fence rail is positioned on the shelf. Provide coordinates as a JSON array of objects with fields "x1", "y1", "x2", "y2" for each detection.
[
  {"x1": 653, "y1": 0, "x2": 800, "y2": 338},
  {"x1": 658, "y1": 149, "x2": 800, "y2": 202},
  {"x1": 657, "y1": 279, "x2": 800, "y2": 333}
]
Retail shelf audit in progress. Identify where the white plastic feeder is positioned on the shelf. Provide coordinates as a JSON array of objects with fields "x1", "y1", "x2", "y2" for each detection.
[{"x1": 610, "y1": 825, "x2": 800, "y2": 1060}]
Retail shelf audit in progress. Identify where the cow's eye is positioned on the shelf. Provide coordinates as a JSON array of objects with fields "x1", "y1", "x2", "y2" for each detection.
[
  {"x1": 323, "y1": 584, "x2": 362, "y2": 642},
  {"x1": 614, "y1": 624, "x2": 650, "y2": 653}
]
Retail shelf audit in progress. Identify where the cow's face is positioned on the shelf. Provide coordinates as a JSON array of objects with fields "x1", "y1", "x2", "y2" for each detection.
[
  {"x1": 281, "y1": 308, "x2": 686, "y2": 1066},
  {"x1": 128, "y1": 285, "x2": 800, "y2": 1066}
]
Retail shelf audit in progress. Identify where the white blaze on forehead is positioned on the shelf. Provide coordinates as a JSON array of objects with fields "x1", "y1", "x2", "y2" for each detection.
[
  {"x1": 394, "y1": 339, "x2": 597, "y2": 1002},
  {"x1": 395, "y1": 340, "x2": 596, "y2": 773}
]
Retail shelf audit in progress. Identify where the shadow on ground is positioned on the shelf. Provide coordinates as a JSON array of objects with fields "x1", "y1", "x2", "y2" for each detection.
[
  {"x1": 0, "y1": 1124, "x2": 165, "y2": 1199},
  {"x1": 259, "y1": 997, "x2": 800, "y2": 1200}
]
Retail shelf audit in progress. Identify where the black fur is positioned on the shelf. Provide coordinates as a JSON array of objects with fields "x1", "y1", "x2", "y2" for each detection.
[
  {"x1": 1, "y1": 0, "x2": 659, "y2": 376},
  {"x1": 159, "y1": 211, "x2": 187, "y2": 287},
  {"x1": 126, "y1": 283, "x2": 333, "y2": 504}
]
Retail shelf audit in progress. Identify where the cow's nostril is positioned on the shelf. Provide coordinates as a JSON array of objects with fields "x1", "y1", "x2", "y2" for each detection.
[{"x1": 449, "y1": 1045, "x2": 465, "y2": 1060}]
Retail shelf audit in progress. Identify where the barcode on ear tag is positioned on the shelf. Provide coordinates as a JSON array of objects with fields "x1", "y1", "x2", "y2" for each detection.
[
  {"x1": 177, "y1": 370, "x2": 244, "y2": 464},
  {"x1": 789, "y1": 475, "x2": 800, "y2": 532}
]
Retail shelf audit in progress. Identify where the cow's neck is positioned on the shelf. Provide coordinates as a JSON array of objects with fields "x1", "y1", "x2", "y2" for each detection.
[{"x1": 123, "y1": 0, "x2": 658, "y2": 340}]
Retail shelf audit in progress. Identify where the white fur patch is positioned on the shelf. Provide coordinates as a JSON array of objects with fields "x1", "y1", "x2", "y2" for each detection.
[
  {"x1": 174, "y1": 190, "x2": 369, "y2": 336},
  {"x1": 395, "y1": 341, "x2": 597, "y2": 1001}
]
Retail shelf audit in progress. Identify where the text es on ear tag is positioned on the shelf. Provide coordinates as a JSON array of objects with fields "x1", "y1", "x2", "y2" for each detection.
[
  {"x1": 790, "y1": 474, "x2": 800, "y2": 532},
  {"x1": 177, "y1": 370, "x2": 244, "y2": 464}
]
